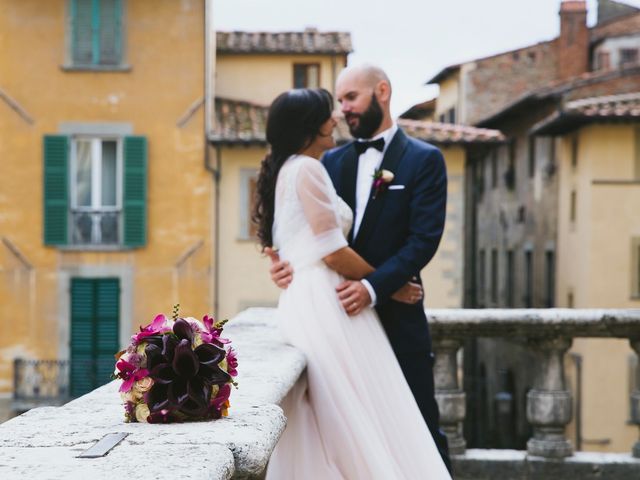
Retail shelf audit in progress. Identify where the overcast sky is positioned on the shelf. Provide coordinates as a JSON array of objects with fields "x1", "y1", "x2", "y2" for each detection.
[{"x1": 215, "y1": 0, "x2": 640, "y2": 117}]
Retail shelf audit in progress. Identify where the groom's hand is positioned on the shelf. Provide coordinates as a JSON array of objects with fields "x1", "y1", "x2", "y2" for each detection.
[
  {"x1": 336, "y1": 280, "x2": 371, "y2": 316},
  {"x1": 265, "y1": 247, "x2": 293, "y2": 289}
]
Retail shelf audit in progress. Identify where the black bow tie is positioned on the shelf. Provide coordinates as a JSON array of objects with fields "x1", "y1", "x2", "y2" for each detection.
[{"x1": 354, "y1": 138, "x2": 385, "y2": 155}]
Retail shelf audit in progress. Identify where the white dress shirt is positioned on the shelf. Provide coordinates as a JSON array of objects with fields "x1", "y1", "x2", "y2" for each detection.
[{"x1": 354, "y1": 123, "x2": 398, "y2": 306}]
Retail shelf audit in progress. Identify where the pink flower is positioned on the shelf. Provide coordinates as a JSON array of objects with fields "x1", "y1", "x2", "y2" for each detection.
[
  {"x1": 116, "y1": 358, "x2": 149, "y2": 393},
  {"x1": 201, "y1": 315, "x2": 231, "y2": 346},
  {"x1": 226, "y1": 347, "x2": 238, "y2": 377},
  {"x1": 132, "y1": 314, "x2": 171, "y2": 344}
]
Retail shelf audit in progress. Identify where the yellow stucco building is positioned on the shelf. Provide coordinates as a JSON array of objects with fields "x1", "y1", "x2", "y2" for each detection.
[
  {"x1": 535, "y1": 94, "x2": 640, "y2": 452},
  {"x1": 0, "y1": 0, "x2": 215, "y2": 415}
]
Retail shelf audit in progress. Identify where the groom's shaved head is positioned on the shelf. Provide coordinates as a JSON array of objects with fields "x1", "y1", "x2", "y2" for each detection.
[{"x1": 337, "y1": 64, "x2": 392, "y2": 92}]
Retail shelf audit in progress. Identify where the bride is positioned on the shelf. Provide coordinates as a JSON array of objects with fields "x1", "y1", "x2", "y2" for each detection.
[{"x1": 254, "y1": 88, "x2": 451, "y2": 479}]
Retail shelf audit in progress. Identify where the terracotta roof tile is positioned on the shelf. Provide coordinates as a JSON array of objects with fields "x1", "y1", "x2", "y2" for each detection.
[
  {"x1": 533, "y1": 92, "x2": 640, "y2": 134},
  {"x1": 398, "y1": 119, "x2": 506, "y2": 145},
  {"x1": 209, "y1": 97, "x2": 352, "y2": 145},
  {"x1": 210, "y1": 99, "x2": 505, "y2": 146},
  {"x1": 216, "y1": 30, "x2": 353, "y2": 54}
]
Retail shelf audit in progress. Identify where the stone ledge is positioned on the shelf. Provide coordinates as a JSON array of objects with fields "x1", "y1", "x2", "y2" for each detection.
[
  {"x1": 453, "y1": 449, "x2": 640, "y2": 480},
  {"x1": 0, "y1": 308, "x2": 305, "y2": 480}
]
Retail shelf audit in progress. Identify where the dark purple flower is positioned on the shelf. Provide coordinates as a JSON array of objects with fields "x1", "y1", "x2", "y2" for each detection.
[{"x1": 145, "y1": 322, "x2": 231, "y2": 418}]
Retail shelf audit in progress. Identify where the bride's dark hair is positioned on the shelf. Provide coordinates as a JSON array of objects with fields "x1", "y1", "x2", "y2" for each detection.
[{"x1": 253, "y1": 88, "x2": 334, "y2": 248}]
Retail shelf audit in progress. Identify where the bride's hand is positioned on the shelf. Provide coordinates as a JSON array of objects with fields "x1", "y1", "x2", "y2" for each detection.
[
  {"x1": 265, "y1": 247, "x2": 293, "y2": 289},
  {"x1": 391, "y1": 280, "x2": 423, "y2": 304}
]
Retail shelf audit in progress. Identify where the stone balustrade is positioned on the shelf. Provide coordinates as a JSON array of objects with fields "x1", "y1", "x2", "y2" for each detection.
[
  {"x1": 2, "y1": 307, "x2": 640, "y2": 479},
  {"x1": 429, "y1": 308, "x2": 640, "y2": 479}
]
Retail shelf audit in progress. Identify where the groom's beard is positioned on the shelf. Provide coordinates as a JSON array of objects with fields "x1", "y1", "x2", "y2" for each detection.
[{"x1": 346, "y1": 93, "x2": 384, "y2": 139}]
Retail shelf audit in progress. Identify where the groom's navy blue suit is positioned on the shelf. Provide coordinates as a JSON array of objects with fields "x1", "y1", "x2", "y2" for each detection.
[{"x1": 322, "y1": 127, "x2": 451, "y2": 471}]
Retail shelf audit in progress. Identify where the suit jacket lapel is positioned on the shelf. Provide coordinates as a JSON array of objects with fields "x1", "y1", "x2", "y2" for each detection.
[
  {"x1": 339, "y1": 144, "x2": 358, "y2": 243},
  {"x1": 354, "y1": 129, "x2": 409, "y2": 250}
]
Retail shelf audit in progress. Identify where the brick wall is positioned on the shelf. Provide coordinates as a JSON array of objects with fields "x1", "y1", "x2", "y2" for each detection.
[{"x1": 464, "y1": 42, "x2": 558, "y2": 125}]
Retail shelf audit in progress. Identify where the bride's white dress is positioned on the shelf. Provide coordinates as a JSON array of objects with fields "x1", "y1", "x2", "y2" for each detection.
[{"x1": 266, "y1": 154, "x2": 451, "y2": 480}]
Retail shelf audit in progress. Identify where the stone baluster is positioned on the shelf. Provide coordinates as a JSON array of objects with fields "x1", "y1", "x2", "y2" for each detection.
[
  {"x1": 433, "y1": 338, "x2": 466, "y2": 455},
  {"x1": 526, "y1": 337, "x2": 573, "y2": 458},
  {"x1": 630, "y1": 338, "x2": 640, "y2": 458}
]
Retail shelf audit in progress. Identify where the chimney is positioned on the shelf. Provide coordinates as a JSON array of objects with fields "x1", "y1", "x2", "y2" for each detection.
[{"x1": 558, "y1": 0, "x2": 589, "y2": 81}]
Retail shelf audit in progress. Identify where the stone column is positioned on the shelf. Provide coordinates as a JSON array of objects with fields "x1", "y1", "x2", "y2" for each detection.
[
  {"x1": 630, "y1": 338, "x2": 640, "y2": 458},
  {"x1": 433, "y1": 338, "x2": 466, "y2": 455},
  {"x1": 526, "y1": 337, "x2": 573, "y2": 458}
]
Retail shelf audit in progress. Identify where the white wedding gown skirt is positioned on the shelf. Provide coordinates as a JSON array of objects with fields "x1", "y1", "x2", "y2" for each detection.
[{"x1": 265, "y1": 155, "x2": 450, "y2": 479}]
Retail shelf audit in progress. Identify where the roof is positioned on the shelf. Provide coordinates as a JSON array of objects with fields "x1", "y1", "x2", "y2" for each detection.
[
  {"x1": 426, "y1": 65, "x2": 461, "y2": 85},
  {"x1": 533, "y1": 92, "x2": 640, "y2": 134},
  {"x1": 209, "y1": 97, "x2": 352, "y2": 145},
  {"x1": 476, "y1": 64, "x2": 640, "y2": 126},
  {"x1": 597, "y1": 0, "x2": 640, "y2": 26},
  {"x1": 216, "y1": 30, "x2": 353, "y2": 55},
  {"x1": 399, "y1": 98, "x2": 437, "y2": 120},
  {"x1": 209, "y1": 98, "x2": 506, "y2": 147},
  {"x1": 398, "y1": 119, "x2": 506, "y2": 145}
]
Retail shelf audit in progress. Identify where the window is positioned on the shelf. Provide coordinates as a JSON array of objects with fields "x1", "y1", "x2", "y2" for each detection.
[
  {"x1": 293, "y1": 64, "x2": 320, "y2": 88},
  {"x1": 567, "y1": 291, "x2": 574, "y2": 308},
  {"x1": 491, "y1": 249, "x2": 498, "y2": 304},
  {"x1": 70, "y1": 138, "x2": 122, "y2": 245},
  {"x1": 570, "y1": 190, "x2": 577, "y2": 223},
  {"x1": 70, "y1": 277, "x2": 120, "y2": 397},
  {"x1": 478, "y1": 249, "x2": 486, "y2": 307},
  {"x1": 545, "y1": 250, "x2": 555, "y2": 307},
  {"x1": 475, "y1": 158, "x2": 485, "y2": 199},
  {"x1": 70, "y1": 0, "x2": 123, "y2": 67},
  {"x1": 620, "y1": 48, "x2": 639, "y2": 66},
  {"x1": 524, "y1": 250, "x2": 533, "y2": 307},
  {"x1": 528, "y1": 136, "x2": 536, "y2": 178},
  {"x1": 447, "y1": 107, "x2": 456, "y2": 124},
  {"x1": 632, "y1": 238, "x2": 640, "y2": 298},
  {"x1": 438, "y1": 113, "x2": 446, "y2": 123},
  {"x1": 491, "y1": 149, "x2": 498, "y2": 189},
  {"x1": 635, "y1": 127, "x2": 640, "y2": 180},
  {"x1": 571, "y1": 135, "x2": 579, "y2": 168},
  {"x1": 239, "y1": 169, "x2": 259, "y2": 239},
  {"x1": 597, "y1": 51, "x2": 611, "y2": 70},
  {"x1": 43, "y1": 134, "x2": 147, "y2": 248},
  {"x1": 505, "y1": 140, "x2": 517, "y2": 190},
  {"x1": 506, "y1": 250, "x2": 514, "y2": 307}
]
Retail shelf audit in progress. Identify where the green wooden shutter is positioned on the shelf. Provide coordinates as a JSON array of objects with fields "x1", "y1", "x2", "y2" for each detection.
[
  {"x1": 43, "y1": 135, "x2": 69, "y2": 246},
  {"x1": 70, "y1": 278, "x2": 96, "y2": 397},
  {"x1": 71, "y1": 0, "x2": 94, "y2": 65},
  {"x1": 98, "y1": 0, "x2": 122, "y2": 65},
  {"x1": 123, "y1": 136, "x2": 147, "y2": 247},
  {"x1": 95, "y1": 279, "x2": 120, "y2": 384},
  {"x1": 70, "y1": 278, "x2": 120, "y2": 397}
]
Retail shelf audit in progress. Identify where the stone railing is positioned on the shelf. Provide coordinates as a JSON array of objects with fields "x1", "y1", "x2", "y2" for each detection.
[
  {"x1": 2, "y1": 308, "x2": 640, "y2": 479},
  {"x1": 429, "y1": 308, "x2": 640, "y2": 479},
  {"x1": 0, "y1": 308, "x2": 304, "y2": 480}
]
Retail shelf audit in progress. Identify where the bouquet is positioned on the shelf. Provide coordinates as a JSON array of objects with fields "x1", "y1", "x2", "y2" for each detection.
[{"x1": 114, "y1": 306, "x2": 238, "y2": 423}]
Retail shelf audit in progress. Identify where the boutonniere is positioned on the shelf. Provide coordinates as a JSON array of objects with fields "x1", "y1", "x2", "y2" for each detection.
[{"x1": 372, "y1": 169, "x2": 394, "y2": 199}]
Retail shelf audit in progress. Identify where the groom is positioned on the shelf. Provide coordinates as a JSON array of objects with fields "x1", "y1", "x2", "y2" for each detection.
[{"x1": 269, "y1": 64, "x2": 451, "y2": 472}]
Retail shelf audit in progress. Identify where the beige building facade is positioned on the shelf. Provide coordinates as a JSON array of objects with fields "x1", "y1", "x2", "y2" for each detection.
[{"x1": 0, "y1": 0, "x2": 215, "y2": 415}]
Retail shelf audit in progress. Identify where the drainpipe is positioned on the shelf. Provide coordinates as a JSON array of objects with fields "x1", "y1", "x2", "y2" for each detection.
[{"x1": 203, "y1": 0, "x2": 220, "y2": 314}]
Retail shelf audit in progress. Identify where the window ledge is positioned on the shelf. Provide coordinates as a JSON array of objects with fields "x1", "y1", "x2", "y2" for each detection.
[
  {"x1": 60, "y1": 64, "x2": 132, "y2": 73},
  {"x1": 57, "y1": 245, "x2": 137, "y2": 252}
]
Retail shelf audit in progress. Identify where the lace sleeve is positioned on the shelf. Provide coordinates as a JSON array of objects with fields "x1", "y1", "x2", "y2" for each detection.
[{"x1": 295, "y1": 158, "x2": 348, "y2": 259}]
